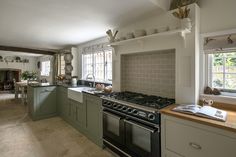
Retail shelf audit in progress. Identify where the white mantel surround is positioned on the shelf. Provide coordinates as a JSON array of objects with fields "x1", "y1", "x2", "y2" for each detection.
[{"x1": 112, "y1": 4, "x2": 200, "y2": 104}]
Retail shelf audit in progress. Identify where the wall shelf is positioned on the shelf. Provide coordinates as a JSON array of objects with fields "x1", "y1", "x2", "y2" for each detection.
[{"x1": 109, "y1": 28, "x2": 191, "y2": 47}]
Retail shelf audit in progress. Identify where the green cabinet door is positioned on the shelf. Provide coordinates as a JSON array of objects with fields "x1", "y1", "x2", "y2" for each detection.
[
  {"x1": 84, "y1": 93, "x2": 103, "y2": 147},
  {"x1": 74, "y1": 101, "x2": 86, "y2": 128},
  {"x1": 36, "y1": 86, "x2": 57, "y2": 116},
  {"x1": 67, "y1": 99, "x2": 86, "y2": 130},
  {"x1": 57, "y1": 86, "x2": 69, "y2": 119}
]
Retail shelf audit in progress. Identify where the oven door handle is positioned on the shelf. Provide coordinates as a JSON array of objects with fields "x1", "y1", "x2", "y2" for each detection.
[
  {"x1": 103, "y1": 111, "x2": 123, "y2": 120},
  {"x1": 124, "y1": 119, "x2": 157, "y2": 133}
]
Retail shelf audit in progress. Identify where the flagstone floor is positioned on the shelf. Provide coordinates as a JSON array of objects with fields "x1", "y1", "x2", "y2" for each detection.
[{"x1": 0, "y1": 93, "x2": 115, "y2": 157}]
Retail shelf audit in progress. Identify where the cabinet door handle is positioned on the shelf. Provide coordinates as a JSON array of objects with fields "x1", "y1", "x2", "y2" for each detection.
[{"x1": 189, "y1": 142, "x2": 202, "y2": 150}]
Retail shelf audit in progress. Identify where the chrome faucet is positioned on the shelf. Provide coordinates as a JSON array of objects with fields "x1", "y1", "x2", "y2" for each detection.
[{"x1": 86, "y1": 74, "x2": 95, "y2": 88}]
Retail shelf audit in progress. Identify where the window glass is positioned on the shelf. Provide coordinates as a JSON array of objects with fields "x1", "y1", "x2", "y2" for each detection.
[
  {"x1": 105, "y1": 50, "x2": 112, "y2": 82},
  {"x1": 82, "y1": 49, "x2": 112, "y2": 83},
  {"x1": 41, "y1": 61, "x2": 51, "y2": 76},
  {"x1": 60, "y1": 55, "x2": 65, "y2": 75},
  {"x1": 209, "y1": 52, "x2": 236, "y2": 91}
]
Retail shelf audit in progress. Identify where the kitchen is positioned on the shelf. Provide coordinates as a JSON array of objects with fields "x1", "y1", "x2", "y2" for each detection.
[{"x1": 0, "y1": 0, "x2": 236, "y2": 157}]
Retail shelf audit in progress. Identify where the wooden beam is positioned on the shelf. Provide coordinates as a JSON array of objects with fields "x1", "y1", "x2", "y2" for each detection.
[{"x1": 0, "y1": 45, "x2": 58, "y2": 55}]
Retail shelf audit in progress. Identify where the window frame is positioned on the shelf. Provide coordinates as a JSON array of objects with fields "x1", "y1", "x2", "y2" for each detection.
[
  {"x1": 82, "y1": 49, "x2": 112, "y2": 83},
  {"x1": 40, "y1": 60, "x2": 51, "y2": 77},
  {"x1": 60, "y1": 54, "x2": 65, "y2": 75},
  {"x1": 206, "y1": 52, "x2": 236, "y2": 93}
]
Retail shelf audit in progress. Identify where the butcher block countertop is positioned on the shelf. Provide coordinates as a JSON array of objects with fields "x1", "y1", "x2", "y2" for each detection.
[{"x1": 160, "y1": 103, "x2": 236, "y2": 133}]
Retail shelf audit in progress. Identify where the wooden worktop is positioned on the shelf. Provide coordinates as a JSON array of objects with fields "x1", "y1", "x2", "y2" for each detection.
[{"x1": 160, "y1": 104, "x2": 236, "y2": 133}]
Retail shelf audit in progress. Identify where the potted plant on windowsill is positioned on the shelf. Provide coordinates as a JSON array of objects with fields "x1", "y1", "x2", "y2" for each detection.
[{"x1": 172, "y1": 5, "x2": 192, "y2": 31}]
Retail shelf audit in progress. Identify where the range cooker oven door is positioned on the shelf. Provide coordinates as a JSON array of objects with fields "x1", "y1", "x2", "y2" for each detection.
[
  {"x1": 103, "y1": 110, "x2": 125, "y2": 147},
  {"x1": 125, "y1": 119, "x2": 160, "y2": 157}
]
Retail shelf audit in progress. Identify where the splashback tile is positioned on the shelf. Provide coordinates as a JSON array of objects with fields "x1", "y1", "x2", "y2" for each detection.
[{"x1": 121, "y1": 51, "x2": 175, "y2": 98}]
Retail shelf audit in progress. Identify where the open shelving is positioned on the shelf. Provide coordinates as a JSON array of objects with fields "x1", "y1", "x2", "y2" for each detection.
[{"x1": 109, "y1": 28, "x2": 191, "y2": 46}]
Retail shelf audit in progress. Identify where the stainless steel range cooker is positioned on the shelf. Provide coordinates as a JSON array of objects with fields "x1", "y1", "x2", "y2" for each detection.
[{"x1": 102, "y1": 91, "x2": 175, "y2": 157}]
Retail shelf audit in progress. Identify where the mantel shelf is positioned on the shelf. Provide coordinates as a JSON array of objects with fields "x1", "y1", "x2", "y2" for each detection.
[{"x1": 109, "y1": 28, "x2": 191, "y2": 47}]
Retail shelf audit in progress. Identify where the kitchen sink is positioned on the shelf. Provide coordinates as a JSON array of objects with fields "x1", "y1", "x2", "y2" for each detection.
[
  {"x1": 68, "y1": 87, "x2": 94, "y2": 103},
  {"x1": 86, "y1": 89, "x2": 104, "y2": 94}
]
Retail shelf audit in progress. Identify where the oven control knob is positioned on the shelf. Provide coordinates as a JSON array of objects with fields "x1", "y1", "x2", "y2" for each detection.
[
  {"x1": 132, "y1": 109, "x2": 138, "y2": 115},
  {"x1": 127, "y1": 108, "x2": 132, "y2": 113},
  {"x1": 117, "y1": 105, "x2": 122, "y2": 110},
  {"x1": 122, "y1": 106, "x2": 128, "y2": 111},
  {"x1": 113, "y1": 103, "x2": 118, "y2": 108},
  {"x1": 148, "y1": 114, "x2": 155, "y2": 121},
  {"x1": 106, "y1": 102, "x2": 112, "y2": 107}
]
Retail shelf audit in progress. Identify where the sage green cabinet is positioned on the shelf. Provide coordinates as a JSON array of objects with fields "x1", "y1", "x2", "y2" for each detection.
[
  {"x1": 68, "y1": 99, "x2": 86, "y2": 129},
  {"x1": 28, "y1": 86, "x2": 57, "y2": 120},
  {"x1": 57, "y1": 86, "x2": 69, "y2": 119},
  {"x1": 55, "y1": 86, "x2": 103, "y2": 147},
  {"x1": 83, "y1": 93, "x2": 103, "y2": 147}
]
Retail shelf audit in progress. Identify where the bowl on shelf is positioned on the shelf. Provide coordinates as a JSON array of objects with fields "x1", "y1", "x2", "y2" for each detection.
[
  {"x1": 126, "y1": 32, "x2": 134, "y2": 39},
  {"x1": 134, "y1": 29, "x2": 146, "y2": 37},
  {"x1": 147, "y1": 28, "x2": 158, "y2": 35},
  {"x1": 158, "y1": 26, "x2": 170, "y2": 33}
]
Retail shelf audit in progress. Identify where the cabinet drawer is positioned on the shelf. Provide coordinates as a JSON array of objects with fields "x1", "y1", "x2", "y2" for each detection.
[
  {"x1": 165, "y1": 119, "x2": 236, "y2": 157},
  {"x1": 38, "y1": 86, "x2": 56, "y2": 93}
]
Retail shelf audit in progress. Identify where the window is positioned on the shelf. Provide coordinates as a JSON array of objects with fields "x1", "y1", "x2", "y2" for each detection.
[
  {"x1": 41, "y1": 61, "x2": 51, "y2": 76},
  {"x1": 208, "y1": 52, "x2": 236, "y2": 92},
  {"x1": 60, "y1": 55, "x2": 65, "y2": 75},
  {"x1": 82, "y1": 49, "x2": 112, "y2": 83}
]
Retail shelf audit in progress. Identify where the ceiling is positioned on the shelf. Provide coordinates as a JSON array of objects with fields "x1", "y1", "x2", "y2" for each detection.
[{"x1": 0, "y1": 0, "x2": 166, "y2": 50}]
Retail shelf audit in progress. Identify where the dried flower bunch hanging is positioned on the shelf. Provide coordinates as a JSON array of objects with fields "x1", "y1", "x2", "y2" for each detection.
[{"x1": 172, "y1": 6, "x2": 190, "y2": 19}]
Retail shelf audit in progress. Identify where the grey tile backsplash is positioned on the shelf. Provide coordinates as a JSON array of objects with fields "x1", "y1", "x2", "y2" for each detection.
[{"x1": 121, "y1": 50, "x2": 175, "y2": 98}]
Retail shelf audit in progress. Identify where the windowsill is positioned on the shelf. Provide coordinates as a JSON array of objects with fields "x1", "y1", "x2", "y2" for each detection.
[{"x1": 200, "y1": 93, "x2": 236, "y2": 105}]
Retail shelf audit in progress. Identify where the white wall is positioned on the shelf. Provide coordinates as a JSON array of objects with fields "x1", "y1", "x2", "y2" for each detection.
[
  {"x1": 0, "y1": 53, "x2": 37, "y2": 72},
  {"x1": 200, "y1": 0, "x2": 236, "y2": 33},
  {"x1": 76, "y1": 1, "x2": 236, "y2": 104},
  {"x1": 76, "y1": 4, "x2": 200, "y2": 104}
]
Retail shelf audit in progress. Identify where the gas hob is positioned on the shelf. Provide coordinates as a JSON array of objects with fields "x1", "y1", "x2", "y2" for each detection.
[
  {"x1": 104, "y1": 91, "x2": 175, "y2": 110},
  {"x1": 102, "y1": 91, "x2": 175, "y2": 124}
]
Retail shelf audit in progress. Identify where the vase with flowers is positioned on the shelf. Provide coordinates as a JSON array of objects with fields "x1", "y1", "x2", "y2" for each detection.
[{"x1": 172, "y1": 5, "x2": 192, "y2": 31}]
